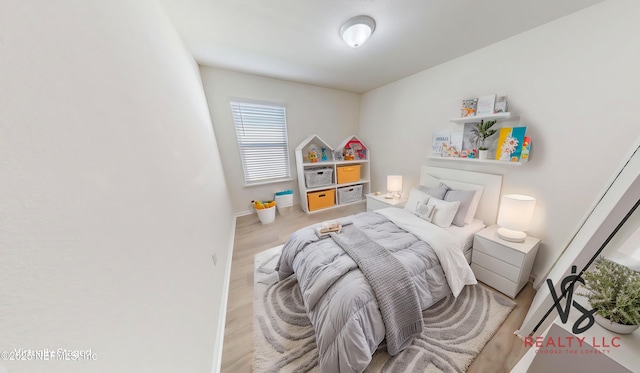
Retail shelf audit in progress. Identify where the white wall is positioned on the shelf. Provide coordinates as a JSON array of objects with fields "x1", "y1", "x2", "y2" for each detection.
[
  {"x1": 0, "y1": 1, "x2": 235, "y2": 373},
  {"x1": 199, "y1": 67, "x2": 361, "y2": 213},
  {"x1": 360, "y1": 0, "x2": 640, "y2": 283}
]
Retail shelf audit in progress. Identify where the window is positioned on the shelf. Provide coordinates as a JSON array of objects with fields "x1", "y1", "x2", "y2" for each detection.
[{"x1": 230, "y1": 100, "x2": 291, "y2": 184}]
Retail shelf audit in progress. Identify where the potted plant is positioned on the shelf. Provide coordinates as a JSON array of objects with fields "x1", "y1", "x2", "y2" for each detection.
[
  {"x1": 470, "y1": 120, "x2": 497, "y2": 160},
  {"x1": 580, "y1": 257, "x2": 640, "y2": 334}
]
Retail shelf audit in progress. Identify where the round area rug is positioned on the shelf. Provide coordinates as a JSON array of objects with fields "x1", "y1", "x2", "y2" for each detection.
[{"x1": 253, "y1": 246, "x2": 516, "y2": 373}]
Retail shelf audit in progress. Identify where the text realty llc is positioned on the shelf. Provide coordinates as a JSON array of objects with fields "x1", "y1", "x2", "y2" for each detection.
[{"x1": 524, "y1": 336, "x2": 621, "y2": 349}]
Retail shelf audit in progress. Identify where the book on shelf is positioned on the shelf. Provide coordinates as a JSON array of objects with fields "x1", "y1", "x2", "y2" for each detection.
[
  {"x1": 520, "y1": 136, "x2": 531, "y2": 163},
  {"x1": 431, "y1": 131, "x2": 451, "y2": 157},
  {"x1": 494, "y1": 95, "x2": 508, "y2": 114},
  {"x1": 476, "y1": 94, "x2": 496, "y2": 116},
  {"x1": 460, "y1": 98, "x2": 477, "y2": 117},
  {"x1": 443, "y1": 132, "x2": 463, "y2": 157},
  {"x1": 496, "y1": 127, "x2": 527, "y2": 162}
]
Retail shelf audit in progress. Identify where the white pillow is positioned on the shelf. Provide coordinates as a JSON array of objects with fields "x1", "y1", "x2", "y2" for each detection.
[
  {"x1": 440, "y1": 179, "x2": 484, "y2": 224},
  {"x1": 467, "y1": 191, "x2": 483, "y2": 224},
  {"x1": 427, "y1": 198, "x2": 460, "y2": 228},
  {"x1": 404, "y1": 187, "x2": 430, "y2": 215}
]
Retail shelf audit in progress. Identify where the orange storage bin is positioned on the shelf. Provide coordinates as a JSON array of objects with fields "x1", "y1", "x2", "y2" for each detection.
[
  {"x1": 336, "y1": 165, "x2": 361, "y2": 184},
  {"x1": 307, "y1": 189, "x2": 335, "y2": 211}
]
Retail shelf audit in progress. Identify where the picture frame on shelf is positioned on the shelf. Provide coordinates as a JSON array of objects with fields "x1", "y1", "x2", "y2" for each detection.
[
  {"x1": 431, "y1": 131, "x2": 451, "y2": 157},
  {"x1": 461, "y1": 98, "x2": 478, "y2": 117},
  {"x1": 333, "y1": 150, "x2": 343, "y2": 161},
  {"x1": 494, "y1": 95, "x2": 508, "y2": 113},
  {"x1": 496, "y1": 126, "x2": 527, "y2": 162},
  {"x1": 462, "y1": 123, "x2": 479, "y2": 159},
  {"x1": 444, "y1": 131, "x2": 463, "y2": 157},
  {"x1": 476, "y1": 94, "x2": 497, "y2": 116},
  {"x1": 465, "y1": 120, "x2": 499, "y2": 160}
]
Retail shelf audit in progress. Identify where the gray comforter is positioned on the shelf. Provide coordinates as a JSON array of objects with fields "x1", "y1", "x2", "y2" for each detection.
[{"x1": 276, "y1": 210, "x2": 456, "y2": 373}]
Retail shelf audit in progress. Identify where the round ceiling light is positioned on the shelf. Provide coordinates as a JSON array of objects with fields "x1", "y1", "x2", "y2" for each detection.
[{"x1": 340, "y1": 15, "x2": 376, "y2": 48}]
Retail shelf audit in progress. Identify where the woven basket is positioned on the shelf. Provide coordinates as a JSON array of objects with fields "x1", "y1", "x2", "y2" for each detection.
[
  {"x1": 304, "y1": 168, "x2": 333, "y2": 188},
  {"x1": 337, "y1": 185, "x2": 363, "y2": 205}
]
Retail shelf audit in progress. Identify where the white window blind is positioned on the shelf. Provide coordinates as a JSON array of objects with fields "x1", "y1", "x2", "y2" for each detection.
[{"x1": 230, "y1": 101, "x2": 291, "y2": 184}]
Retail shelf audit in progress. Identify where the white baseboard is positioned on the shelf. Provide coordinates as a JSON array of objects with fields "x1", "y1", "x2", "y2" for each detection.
[
  {"x1": 236, "y1": 203, "x2": 300, "y2": 218},
  {"x1": 210, "y1": 216, "x2": 237, "y2": 373},
  {"x1": 235, "y1": 210, "x2": 253, "y2": 217}
]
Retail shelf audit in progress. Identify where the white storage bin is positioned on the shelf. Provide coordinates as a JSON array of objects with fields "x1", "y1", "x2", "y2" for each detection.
[
  {"x1": 274, "y1": 193, "x2": 293, "y2": 214},
  {"x1": 256, "y1": 206, "x2": 276, "y2": 224}
]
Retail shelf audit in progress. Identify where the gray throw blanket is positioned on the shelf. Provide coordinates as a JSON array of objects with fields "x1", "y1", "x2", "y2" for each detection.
[{"x1": 330, "y1": 224, "x2": 423, "y2": 356}]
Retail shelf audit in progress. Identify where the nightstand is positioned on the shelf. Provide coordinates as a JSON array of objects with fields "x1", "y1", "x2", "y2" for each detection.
[
  {"x1": 365, "y1": 193, "x2": 407, "y2": 211},
  {"x1": 471, "y1": 225, "x2": 540, "y2": 298}
]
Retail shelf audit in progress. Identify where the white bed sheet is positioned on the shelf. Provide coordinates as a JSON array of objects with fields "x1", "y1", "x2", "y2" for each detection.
[
  {"x1": 445, "y1": 218, "x2": 486, "y2": 251},
  {"x1": 376, "y1": 208, "x2": 477, "y2": 297}
]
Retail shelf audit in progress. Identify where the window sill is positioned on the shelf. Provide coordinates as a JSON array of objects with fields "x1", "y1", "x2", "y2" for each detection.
[{"x1": 244, "y1": 177, "x2": 294, "y2": 187}]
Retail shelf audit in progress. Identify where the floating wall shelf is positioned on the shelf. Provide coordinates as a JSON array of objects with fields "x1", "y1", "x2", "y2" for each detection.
[
  {"x1": 449, "y1": 112, "x2": 512, "y2": 125},
  {"x1": 428, "y1": 156, "x2": 523, "y2": 166}
]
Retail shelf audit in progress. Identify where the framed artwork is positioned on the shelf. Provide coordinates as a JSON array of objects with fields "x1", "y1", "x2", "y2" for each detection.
[{"x1": 333, "y1": 150, "x2": 343, "y2": 161}]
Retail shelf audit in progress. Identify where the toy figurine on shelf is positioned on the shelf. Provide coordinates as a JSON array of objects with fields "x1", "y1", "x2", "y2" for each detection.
[
  {"x1": 468, "y1": 149, "x2": 476, "y2": 159},
  {"x1": 321, "y1": 148, "x2": 328, "y2": 161},
  {"x1": 351, "y1": 143, "x2": 366, "y2": 159},
  {"x1": 343, "y1": 147, "x2": 355, "y2": 160},
  {"x1": 308, "y1": 143, "x2": 319, "y2": 163},
  {"x1": 309, "y1": 150, "x2": 318, "y2": 163},
  {"x1": 345, "y1": 139, "x2": 366, "y2": 160}
]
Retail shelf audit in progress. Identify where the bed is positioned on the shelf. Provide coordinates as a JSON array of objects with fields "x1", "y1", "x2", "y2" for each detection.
[{"x1": 276, "y1": 166, "x2": 502, "y2": 373}]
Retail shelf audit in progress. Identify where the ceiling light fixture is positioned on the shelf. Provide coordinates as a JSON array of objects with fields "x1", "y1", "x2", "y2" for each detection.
[{"x1": 340, "y1": 15, "x2": 376, "y2": 48}]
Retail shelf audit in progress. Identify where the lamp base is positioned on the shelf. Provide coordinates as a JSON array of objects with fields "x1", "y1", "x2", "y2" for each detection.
[
  {"x1": 385, "y1": 192, "x2": 401, "y2": 200},
  {"x1": 497, "y1": 227, "x2": 526, "y2": 243}
]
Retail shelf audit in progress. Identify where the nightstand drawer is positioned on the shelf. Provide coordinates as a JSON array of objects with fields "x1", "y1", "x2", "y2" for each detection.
[
  {"x1": 367, "y1": 197, "x2": 392, "y2": 211},
  {"x1": 365, "y1": 193, "x2": 407, "y2": 211},
  {"x1": 473, "y1": 235, "x2": 524, "y2": 268},
  {"x1": 472, "y1": 250, "x2": 520, "y2": 282},
  {"x1": 471, "y1": 263, "x2": 518, "y2": 298},
  {"x1": 472, "y1": 225, "x2": 540, "y2": 299}
]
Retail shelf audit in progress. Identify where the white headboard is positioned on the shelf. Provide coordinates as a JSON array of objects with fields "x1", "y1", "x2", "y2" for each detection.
[{"x1": 420, "y1": 166, "x2": 503, "y2": 225}]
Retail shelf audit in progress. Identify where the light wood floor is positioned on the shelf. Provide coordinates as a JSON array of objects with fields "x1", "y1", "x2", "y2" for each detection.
[{"x1": 220, "y1": 204, "x2": 534, "y2": 372}]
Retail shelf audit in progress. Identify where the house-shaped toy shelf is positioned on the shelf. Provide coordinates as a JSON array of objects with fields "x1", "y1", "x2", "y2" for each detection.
[
  {"x1": 335, "y1": 135, "x2": 368, "y2": 161},
  {"x1": 294, "y1": 134, "x2": 371, "y2": 214},
  {"x1": 295, "y1": 134, "x2": 334, "y2": 164}
]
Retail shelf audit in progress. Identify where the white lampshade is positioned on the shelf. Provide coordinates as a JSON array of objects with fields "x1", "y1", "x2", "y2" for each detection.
[
  {"x1": 387, "y1": 175, "x2": 403, "y2": 193},
  {"x1": 387, "y1": 175, "x2": 403, "y2": 199},
  {"x1": 497, "y1": 194, "x2": 536, "y2": 242},
  {"x1": 340, "y1": 15, "x2": 376, "y2": 48}
]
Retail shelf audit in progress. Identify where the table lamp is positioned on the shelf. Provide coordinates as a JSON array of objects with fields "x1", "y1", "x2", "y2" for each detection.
[
  {"x1": 497, "y1": 194, "x2": 536, "y2": 242},
  {"x1": 386, "y1": 175, "x2": 403, "y2": 199}
]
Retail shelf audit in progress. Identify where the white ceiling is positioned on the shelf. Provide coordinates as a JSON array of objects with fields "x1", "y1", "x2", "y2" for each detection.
[{"x1": 160, "y1": 0, "x2": 605, "y2": 93}]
